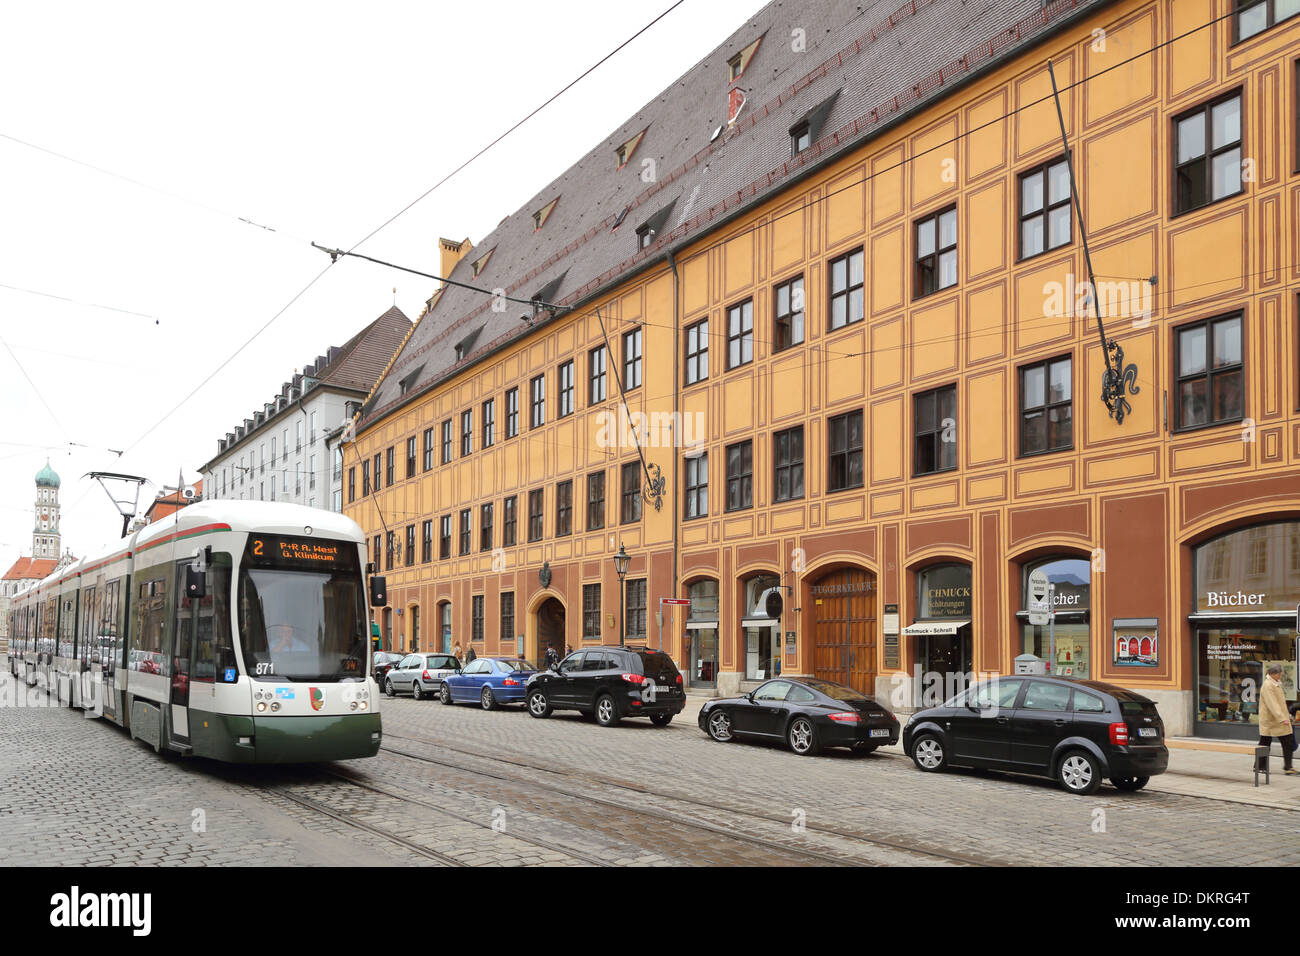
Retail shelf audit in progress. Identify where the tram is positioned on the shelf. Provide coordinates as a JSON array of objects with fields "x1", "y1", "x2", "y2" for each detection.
[{"x1": 5, "y1": 501, "x2": 382, "y2": 763}]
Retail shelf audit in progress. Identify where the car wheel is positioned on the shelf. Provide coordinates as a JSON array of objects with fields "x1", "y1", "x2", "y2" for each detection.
[
  {"x1": 384, "y1": 679, "x2": 395, "y2": 698},
  {"x1": 439, "y1": 684, "x2": 452, "y2": 705},
  {"x1": 706, "y1": 710, "x2": 733, "y2": 742},
  {"x1": 787, "y1": 717, "x2": 820, "y2": 756},
  {"x1": 911, "y1": 734, "x2": 947, "y2": 772},
  {"x1": 851, "y1": 742, "x2": 879, "y2": 755},
  {"x1": 649, "y1": 713, "x2": 673, "y2": 727},
  {"x1": 527, "y1": 690, "x2": 551, "y2": 718},
  {"x1": 411, "y1": 682, "x2": 424, "y2": 701},
  {"x1": 594, "y1": 694, "x2": 620, "y2": 727},
  {"x1": 1057, "y1": 750, "x2": 1102, "y2": 795},
  {"x1": 481, "y1": 686, "x2": 496, "y2": 711},
  {"x1": 1111, "y1": 775, "x2": 1149, "y2": 792}
]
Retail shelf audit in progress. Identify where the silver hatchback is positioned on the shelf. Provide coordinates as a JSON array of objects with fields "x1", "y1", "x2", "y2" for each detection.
[{"x1": 384, "y1": 653, "x2": 461, "y2": 700}]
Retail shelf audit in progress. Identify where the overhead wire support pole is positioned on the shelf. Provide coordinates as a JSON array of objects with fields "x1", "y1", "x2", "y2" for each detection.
[{"x1": 1047, "y1": 59, "x2": 1138, "y2": 425}]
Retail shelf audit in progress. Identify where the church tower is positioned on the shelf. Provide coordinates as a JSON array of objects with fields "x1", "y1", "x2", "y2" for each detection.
[{"x1": 33, "y1": 460, "x2": 60, "y2": 560}]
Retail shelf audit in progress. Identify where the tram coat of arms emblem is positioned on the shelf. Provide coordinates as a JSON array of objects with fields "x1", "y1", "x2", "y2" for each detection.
[{"x1": 309, "y1": 687, "x2": 324, "y2": 711}]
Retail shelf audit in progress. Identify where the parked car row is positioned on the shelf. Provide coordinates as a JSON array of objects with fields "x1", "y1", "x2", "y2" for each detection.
[{"x1": 378, "y1": 645, "x2": 1169, "y2": 795}]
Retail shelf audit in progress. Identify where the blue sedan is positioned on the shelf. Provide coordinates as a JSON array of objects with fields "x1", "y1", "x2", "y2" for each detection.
[{"x1": 440, "y1": 658, "x2": 539, "y2": 710}]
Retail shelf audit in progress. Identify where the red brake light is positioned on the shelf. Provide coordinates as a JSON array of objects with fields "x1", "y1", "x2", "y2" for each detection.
[
  {"x1": 1109, "y1": 722, "x2": 1129, "y2": 746},
  {"x1": 503, "y1": 678, "x2": 519, "y2": 686},
  {"x1": 675, "y1": 674, "x2": 683, "y2": 684},
  {"x1": 620, "y1": 673, "x2": 645, "y2": 684},
  {"x1": 828, "y1": 711, "x2": 860, "y2": 723},
  {"x1": 422, "y1": 670, "x2": 431, "y2": 680}
]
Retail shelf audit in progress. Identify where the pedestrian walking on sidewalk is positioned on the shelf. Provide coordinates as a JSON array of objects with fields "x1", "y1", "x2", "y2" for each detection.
[
  {"x1": 465, "y1": 644, "x2": 477, "y2": 664},
  {"x1": 1258, "y1": 663, "x2": 1296, "y2": 775},
  {"x1": 452, "y1": 643, "x2": 463, "y2": 665}
]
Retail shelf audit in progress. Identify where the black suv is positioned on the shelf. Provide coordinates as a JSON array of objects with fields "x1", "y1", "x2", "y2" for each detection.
[
  {"x1": 902, "y1": 676, "x2": 1168, "y2": 795},
  {"x1": 525, "y1": 646, "x2": 686, "y2": 727}
]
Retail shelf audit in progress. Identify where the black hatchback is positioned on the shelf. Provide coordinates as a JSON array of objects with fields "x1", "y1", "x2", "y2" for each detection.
[
  {"x1": 525, "y1": 646, "x2": 685, "y2": 726},
  {"x1": 699, "y1": 677, "x2": 899, "y2": 756},
  {"x1": 902, "y1": 675, "x2": 1168, "y2": 795}
]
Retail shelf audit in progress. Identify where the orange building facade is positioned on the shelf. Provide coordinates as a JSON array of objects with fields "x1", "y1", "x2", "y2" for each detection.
[{"x1": 348, "y1": 0, "x2": 1300, "y2": 738}]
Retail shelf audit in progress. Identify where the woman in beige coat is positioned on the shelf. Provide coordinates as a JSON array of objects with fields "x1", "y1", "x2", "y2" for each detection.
[{"x1": 1258, "y1": 663, "x2": 1295, "y2": 775}]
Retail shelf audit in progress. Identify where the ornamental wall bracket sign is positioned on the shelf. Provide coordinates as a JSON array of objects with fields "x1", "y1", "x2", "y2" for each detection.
[
  {"x1": 539, "y1": 561, "x2": 552, "y2": 589},
  {"x1": 1101, "y1": 338, "x2": 1140, "y2": 424},
  {"x1": 642, "y1": 463, "x2": 666, "y2": 512}
]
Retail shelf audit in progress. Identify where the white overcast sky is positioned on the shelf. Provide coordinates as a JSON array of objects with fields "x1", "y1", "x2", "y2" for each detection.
[{"x1": 0, "y1": 0, "x2": 765, "y2": 562}]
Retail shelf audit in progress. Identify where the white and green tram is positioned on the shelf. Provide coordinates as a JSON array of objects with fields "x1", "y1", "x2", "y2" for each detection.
[{"x1": 6, "y1": 501, "x2": 382, "y2": 762}]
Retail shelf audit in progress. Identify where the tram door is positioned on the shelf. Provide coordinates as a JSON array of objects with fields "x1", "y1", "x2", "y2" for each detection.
[
  {"x1": 100, "y1": 579, "x2": 120, "y2": 722},
  {"x1": 170, "y1": 562, "x2": 194, "y2": 743}
]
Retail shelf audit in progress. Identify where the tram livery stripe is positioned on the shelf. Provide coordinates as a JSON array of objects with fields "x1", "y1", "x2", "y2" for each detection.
[{"x1": 134, "y1": 522, "x2": 232, "y2": 554}]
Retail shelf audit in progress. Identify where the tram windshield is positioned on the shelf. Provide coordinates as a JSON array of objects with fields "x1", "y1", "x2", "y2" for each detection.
[{"x1": 237, "y1": 534, "x2": 367, "y2": 681}]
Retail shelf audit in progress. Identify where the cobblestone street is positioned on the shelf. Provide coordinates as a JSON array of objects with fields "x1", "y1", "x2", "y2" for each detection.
[{"x1": 2, "y1": 674, "x2": 1298, "y2": 867}]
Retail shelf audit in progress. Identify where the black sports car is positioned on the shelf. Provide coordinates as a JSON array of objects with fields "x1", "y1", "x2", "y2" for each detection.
[{"x1": 699, "y1": 677, "x2": 899, "y2": 756}]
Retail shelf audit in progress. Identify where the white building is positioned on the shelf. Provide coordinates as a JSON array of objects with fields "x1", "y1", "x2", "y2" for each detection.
[{"x1": 200, "y1": 306, "x2": 410, "y2": 512}]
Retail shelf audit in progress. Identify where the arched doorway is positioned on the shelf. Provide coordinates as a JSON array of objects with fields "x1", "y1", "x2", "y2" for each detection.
[
  {"x1": 537, "y1": 597, "x2": 566, "y2": 663},
  {"x1": 810, "y1": 567, "x2": 877, "y2": 694}
]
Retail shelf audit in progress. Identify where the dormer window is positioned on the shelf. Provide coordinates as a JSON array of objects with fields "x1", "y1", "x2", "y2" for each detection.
[
  {"x1": 615, "y1": 128, "x2": 649, "y2": 170},
  {"x1": 728, "y1": 53, "x2": 743, "y2": 81},
  {"x1": 533, "y1": 197, "x2": 559, "y2": 231},
  {"x1": 791, "y1": 121, "x2": 811, "y2": 155},
  {"x1": 470, "y1": 247, "x2": 495, "y2": 278},
  {"x1": 636, "y1": 225, "x2": 653, "y2": 249},
  {"x1": 726, "y1": 35, "x2": 763, "y2": 83}
]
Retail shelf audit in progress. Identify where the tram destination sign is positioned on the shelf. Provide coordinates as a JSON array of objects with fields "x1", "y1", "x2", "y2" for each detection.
[{"x1": 245, "y1": 533, "x2": 356, "y2": 570}]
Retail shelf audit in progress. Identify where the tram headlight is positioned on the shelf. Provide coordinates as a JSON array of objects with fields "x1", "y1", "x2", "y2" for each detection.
[
  {"x1": 349, "y1": 701, "x2": 358, "y2": 711},
  {"x1": 271, "y1": 701, "x2": 281, "y2": 712},
  {"x1": 359, "y1": 700, "x2": 368, "y2": 711},
  {"x1": 256, "y1": 701, "x2": 267, "y2": 713}
]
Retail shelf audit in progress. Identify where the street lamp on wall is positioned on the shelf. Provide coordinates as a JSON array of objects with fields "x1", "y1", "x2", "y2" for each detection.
[{"x1": 614, "y1": 543, "x2": 630, "y2": 646}]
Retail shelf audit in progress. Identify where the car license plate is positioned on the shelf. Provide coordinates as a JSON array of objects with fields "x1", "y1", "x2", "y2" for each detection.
[
  {"x1": 870, "y1": 728, "x2": 890, "y2": 738},
  {"x1": 1138, "y1": 727, "x2": 1158, "y2": 737}
]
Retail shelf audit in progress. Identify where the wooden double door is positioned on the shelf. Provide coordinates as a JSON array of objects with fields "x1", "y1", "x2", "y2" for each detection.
[{"x1": 811, "y1": 568, "x2": 877, "y2": 694}]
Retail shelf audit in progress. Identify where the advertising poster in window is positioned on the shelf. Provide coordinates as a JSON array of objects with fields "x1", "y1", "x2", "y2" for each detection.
[{"x1": 1113, "y1": 619, "x2": 1158, "y2": 667}]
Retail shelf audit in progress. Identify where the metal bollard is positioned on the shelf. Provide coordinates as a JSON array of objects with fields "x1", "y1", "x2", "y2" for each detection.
[{"x1": 1254, "y1": 745, "x2": 1270, "y2": 787}]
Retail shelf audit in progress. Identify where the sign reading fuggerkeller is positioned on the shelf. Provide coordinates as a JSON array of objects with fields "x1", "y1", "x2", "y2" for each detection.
[{"x1": 1113, "y1": 618, "x2": 1159, "y2": 667}]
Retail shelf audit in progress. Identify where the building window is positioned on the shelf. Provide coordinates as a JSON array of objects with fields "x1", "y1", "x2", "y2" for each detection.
[
  {"x1": 500, "y1": 592, "x2": 515, "y2": 645},
  {"x1": 528, "y1": 489, "x2": 544, "y2": 542},
  {"x1": 635, "y1": 224, "x2": 653, "y2": 249},
  {"x1": 623, "y1": 329, "x2": 642, "y2": 389},
  {"x1": 915, "y1": 206, "x2": 958, "y2": 298},
  {"x1": 725, "y1": 440, "x2": 753, "y2": 512},
  {"x1": 915, "y1": 385, "x2": 958, "y2": 475},
  {"x1": 621, "y1": 462, "x2": 642, "y2": 524},
  {"x1": 1174, "y1": 92, "x2": 1243, "y2": 216},
  {"x1": 405, "y1": 525, "x2": 416, "y2": 567},
  {"x1": 583, "y1": 584, "x2": 601, "y2": 640},
  {"x1": 439, "y1": 515, "x2": 451, "y2": 560},
  {"x1": 422, "y1": 519, "x2": 432, "y2": 563},
  {"x1": 386, "y1": 447, "x2": 395, "y2": 486},
  {"x1": 1234, "y1": 0, "x2": 1300, "y2": 42},
  {"x1": 372, "y1": 535, "x2": 380, "y2": 566},
  {"x1": 471, "y1": 595, "x2": 484, "y2": 644},
  {"x1": 1019, "y1": 157, "x2": 1072, "y2": 259},
  {"x1": 685, "y1": 319, "x2": 709, "y2": 385},
  {"x1": 372, "y1": 454, "x2": 382, "y2": 491},
  {"x1": 558, "y1": 360, "x2": 574, "y2": 418},
  {"x1": 385, "y1": 532, "x2": 395, "y2": 571},
  {"x1": 727, "y1": 299, "x2": 753, "y2": 369},
  {"x1": 556, "y1": 480, "x2": 573, "y2": 536},
  {"x1": 361, "y1": 461, "x2": 370, "y2": 496},
  {"x1": 625, "y1": 578, "x2": 647, "y2": 643},
  {"x1": 423, "y1": 427, "x2": 434, "y2": 471},
  {"x1": 297, "y1": 421, "x2": 303, "y2": 452},
  {"x1": 480, "y1": 503, "x2": 493, "y2": 552},
  {"x1": 828, "y1": 248, "x2": 865, "y2": 332},
  {"x1": 459, "y1": 509, "x2": 472, "y2": 556},
  {"x1": 502, "y1": 495, "x2": 517, "y2": 547},
  {"x1": 348, "y1": 467, "x2": 356, "y2": 503},
  {"x1": 1020, "y1": 356, "x2": 1073, "y2": 455},
  {"x1": 684, "y1": 453, "x2": 708, "y2": 519},
  {"x1": 482, "y1": 399, "x2": 495, "y2": 448},
  {"x1": 460, "y1": 410, "x2": 473, "y2": 457},
  {"x1": 828, "y1": 410, "x2": 864, "y2": 492},
  {"x1": 774, "y1": 277, "x2": 804, "y2": 351},
  {"x1": 406, "y1": 437, "x2": 417, "y2": 478},
  {"x1": 441, "y1": 420, "x2": 453, "y2": 464},
  {"x1": 773, "y1": 426, "x2": 804, "y2": 502},
  {"x1": 505, "y1": 387, "x2": 519, "y2": 438},
  {"x1": 791, "y1": 120, "x2": 811, "y2": 155},
  {"x1": 1175, "y1": 313, "x2": 1244, "y2": 429},
  {"x1": 587, "y1": 471, "x2": 605, "y2": 530},
  {"x1": 589, "y1": 346, "x2": 607, "y2": 404},
  {"x1": 530, "y1": 375, "x2": 546, "y2": 428}
]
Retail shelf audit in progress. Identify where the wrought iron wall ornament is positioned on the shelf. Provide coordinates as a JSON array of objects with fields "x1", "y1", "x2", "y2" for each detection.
[
  {"x1": 642, "y1": 463, "x2": 666, "y2": 512},
  {"x1": 1101, "y1": 339, "x2": 1140, "y2": 424}
]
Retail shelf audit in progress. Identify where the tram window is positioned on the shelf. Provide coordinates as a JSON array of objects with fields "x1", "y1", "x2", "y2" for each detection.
[
  {"x1": 186, "y1": 559, "x2": 233, "y2": 683},
  {"x1": 134, "y1": 575, "x2": 169, "y2": 676}
]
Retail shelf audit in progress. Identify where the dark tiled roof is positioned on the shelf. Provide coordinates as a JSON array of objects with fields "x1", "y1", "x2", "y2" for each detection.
[
  {"x1": 363, "y1": 0, "x2": 1107, "y2": 427},
  {"x1": 321, "y1": 305, "x2": 413, "y2": 392}
]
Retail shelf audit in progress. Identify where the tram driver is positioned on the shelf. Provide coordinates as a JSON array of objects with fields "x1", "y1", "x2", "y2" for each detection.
[{"x1": 269, "y1": 623, "x2": 310, "y2": 654}]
